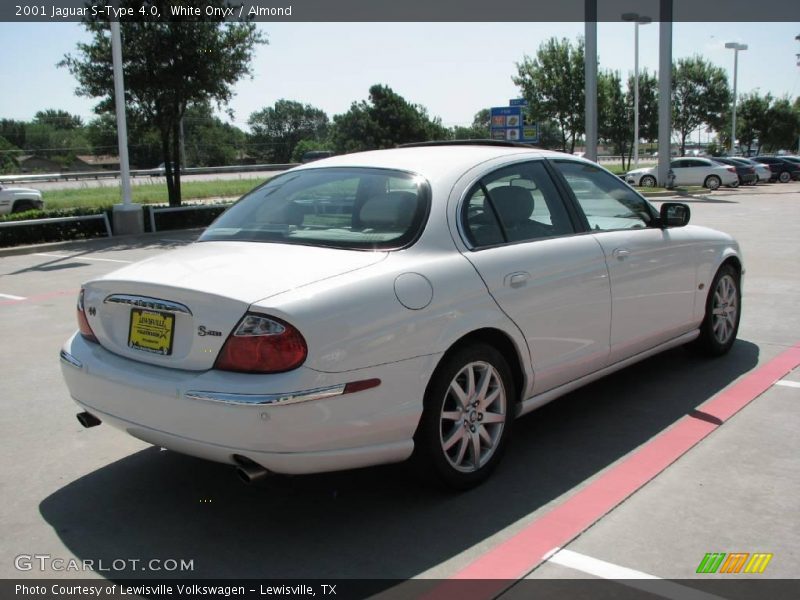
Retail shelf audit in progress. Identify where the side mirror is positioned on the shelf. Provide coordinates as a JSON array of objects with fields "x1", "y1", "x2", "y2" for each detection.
[{"x1": 659, "y1": 202, "x2": 690, "y2": 228}]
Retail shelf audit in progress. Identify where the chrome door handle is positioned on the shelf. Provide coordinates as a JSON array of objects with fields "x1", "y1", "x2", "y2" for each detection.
[
  {"x1": 505, "y1": 272, "x2": 531, "y2": 288},
  {"x1": 612, "y1": 248, "x2": 631, "y2": 260}
]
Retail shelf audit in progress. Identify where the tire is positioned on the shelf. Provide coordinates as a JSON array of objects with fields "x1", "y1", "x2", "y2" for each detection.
[
  {"x1": 778, "y1": 171, "x2": 791, "y2": 183},
  {"x1": 729, "y1": 179, "x2": 740, "y2": 188},
  {"x1": 639, "y1": 175, "x2": 657, "y2": 188},
  {"x1": 412, "y1": 343, "x2": 515, "y2": 490},
  {"x1": 704, "y1": 175, "x2": 721, "y2": 190},
  {"x1": 694, "y1": 264, "x2": 741, "y2": 356},
  {"x1": 11, "y1": 200, "x2": 35, "y2": 213}
]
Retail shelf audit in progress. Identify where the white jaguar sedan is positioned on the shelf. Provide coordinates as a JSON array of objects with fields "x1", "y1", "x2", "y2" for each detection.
[{"x1": 60, "y1": 142, "x2": 743, "y2": 489}]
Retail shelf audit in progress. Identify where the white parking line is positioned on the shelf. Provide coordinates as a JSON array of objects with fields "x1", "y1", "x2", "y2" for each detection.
[
  {"x1": 33, "y1": 253, "x2": 132, "y2": 264},
  {"x1": 544, "y1": 548, "x2": 726, "y2": 600},
  {"x1": 0, "y1": 293, "x2": 26, "y2": 300},
  {"x1": 775, "y1": 379, "x2": 800, "y2": 389}
]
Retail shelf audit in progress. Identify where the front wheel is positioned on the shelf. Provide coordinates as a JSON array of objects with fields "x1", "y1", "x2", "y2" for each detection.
[
  {"x1": 413, "y1": 344, "x2": 515, "y2": 489},
  {"x1": 694, "y1": 264, "x2": 741, "y2": 356},
  {"x1": 639, "y1": 175, "x2": 657, "y2": 188},
  {"x1": 704, "y1": 175, "x2": 721, "y2": 190},
  {"x1": 729, "y1": 179, "x2": 740, "y2": 188}
]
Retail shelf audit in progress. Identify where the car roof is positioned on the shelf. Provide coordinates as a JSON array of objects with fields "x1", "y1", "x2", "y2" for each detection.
[{"x1": 291, "y1": 144, "x2": 570, "y2": 185}]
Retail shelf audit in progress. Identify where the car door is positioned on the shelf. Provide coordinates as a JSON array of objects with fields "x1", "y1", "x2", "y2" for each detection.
[
  {"x1": 457, "y1": 160, "x2": 612, "y2": 395},
  {"x1": 551, "y1": 160, "x2": 698, "y2": 363}
]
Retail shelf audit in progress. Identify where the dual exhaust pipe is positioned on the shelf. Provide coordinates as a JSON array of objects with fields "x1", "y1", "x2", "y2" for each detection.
[{"x1": 75, "y1": 415, "x2": 270, "y2": 484}]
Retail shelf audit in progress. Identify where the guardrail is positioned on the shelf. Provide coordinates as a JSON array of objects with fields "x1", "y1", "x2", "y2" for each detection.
[
  {"x1": 0, "y1": 163, "x2": 298, "y2": 185},
  {"x1": 0, "y1": 213, "x2": 113, "y2": 237}
]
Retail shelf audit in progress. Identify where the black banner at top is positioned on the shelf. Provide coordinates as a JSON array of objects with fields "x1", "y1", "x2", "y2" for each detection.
[{"x1": 3, "y1": 0, "x2": 800, "y2": 23}]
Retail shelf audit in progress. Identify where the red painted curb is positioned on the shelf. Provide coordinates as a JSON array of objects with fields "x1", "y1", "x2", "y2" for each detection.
[{"x1": 422, "y1": 343, "x2": 800, "y2": 599}]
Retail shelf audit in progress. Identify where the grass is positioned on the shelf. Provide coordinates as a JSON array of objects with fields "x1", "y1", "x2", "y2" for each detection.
[{"x1": 41, "y1": 178, "x2": 266, "y2": 209}]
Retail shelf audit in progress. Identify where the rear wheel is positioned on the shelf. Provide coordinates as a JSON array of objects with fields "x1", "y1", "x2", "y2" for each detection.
[
  {"x1": 639, "y1": 175, "x2": 657, "y2": 188},
  {"x1": 413, "y1": 343, "x2": 515, "y2": 489},
  {"x1": 704, "y1": 175, "x2": 721, "y2": 190},
  {"x1": 694, "y1": 264, "x2": 741, "y2": 356},
  {"x1": 778, "y1": 171, "x2": 791, "y2": 183},
  {"x1": 729, "y1": 179, "x2": 740, "y2": 188}
]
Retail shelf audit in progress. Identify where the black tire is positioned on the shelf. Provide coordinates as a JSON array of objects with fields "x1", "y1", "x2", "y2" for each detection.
[
  {"x1": 639, "y1": 175, "x2": 657, "y2": 188},
  {"x1": 12, "y1": 200, "x2": 35, "y2": 213},
  {"x1": 778, "y1": 171, "x2": 791, "y2": 183},
  {"x1": 704, "y1": 175, "x2": 721, "y2": 190},
  {"x1": 412, "y1": 343, "x2": 515, "y2": 490},
  {"x1": 693, "y1": 264, "x2": 741, "y2": 356},
  {"x1": 729, "y1": 179, "x2": 740, "y2": 188}
]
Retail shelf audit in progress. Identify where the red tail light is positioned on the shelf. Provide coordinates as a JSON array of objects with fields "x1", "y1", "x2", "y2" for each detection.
[
  {"x1": 215, "y1": 313, "x2": 307, "y2": 373},
  {"x1": 76, "y1": 289, "x2": 98, "y2": 343},
  {"x1": 726, "y1": 167, "x2": 736, "y2": 173}
]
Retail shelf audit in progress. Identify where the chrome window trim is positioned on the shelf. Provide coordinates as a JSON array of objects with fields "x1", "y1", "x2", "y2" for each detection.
[
  {"x1": 185, "y1": 384, "x2": 347, "y2": 407},
  {"x1": 104, "y1": 294, "x2": 192, "y2": 315}
]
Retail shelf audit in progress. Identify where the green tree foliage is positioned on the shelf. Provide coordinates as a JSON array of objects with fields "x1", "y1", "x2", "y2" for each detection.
[
  {"x1": 60, "y1": 0, "x2": 266, "y2": 205},
  {"x1": 0, "y1": 120, "x2": 27, "y2": 149},
  {"x1": 598, "y1": 70, "x2": 633, "y2": 169},
  {"x1": 33, "y1": 109, "x2": 84, "y2": 130},
  {"x1": 451, "y1": 109, "x2": 491, "y2": 140},
  {"x1": 671, "y1": 57, "x2": 731, "y2": 156},
  {"x1": 0, "y1": 136, "x2": 21, "y2": 173},
  {"x1": 330, "y1": 84, "x2": 448, "y2": 153},
  {"x1": 513, "y1": 37, "x2": 585, "y2": 153},
  {"x1": 762, "y1": 97, "x2": 800, "y2": 152},
  {"x1": 730, "y1": 92, "x2": 772, "y2": 155},
  {"x1": 627, "y1": 69, "x2": 658, "y2": 144},
  {"x1": 182, "y1": 103, "x2": 246, "y2": 167},
  {"x1": 248, "y1": 99, "x2": 329, "y2": 163}
]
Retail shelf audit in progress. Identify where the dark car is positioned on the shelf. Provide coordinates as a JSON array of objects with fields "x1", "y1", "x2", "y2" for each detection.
[
  {"x1": 712, "y1": 158, "x2": 758, "y2": 186},
  {"x1": 752, "y1": 156, "x2": 800, "y2": 183},
  {"x1": 300, "y1": 150, "x2": 334, "y2": 163}
]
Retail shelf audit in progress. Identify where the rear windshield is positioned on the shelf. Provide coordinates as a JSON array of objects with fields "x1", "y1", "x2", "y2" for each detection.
[{"x1": 200, "y1": 167, "x2": 429, "y2": 250}]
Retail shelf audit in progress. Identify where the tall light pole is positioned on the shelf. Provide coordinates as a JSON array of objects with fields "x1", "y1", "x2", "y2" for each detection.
[
  {"x1": 622, "y1": 13, "x2": 652, "y2": 168},
  {"x1": 725, "y1": 42, "x2": 748, "y2": 156}
]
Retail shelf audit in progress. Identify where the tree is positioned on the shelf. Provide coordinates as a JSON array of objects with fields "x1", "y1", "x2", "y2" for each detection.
[
  {"x1": 248, "y1": 100, "x2": 329, "y2": 163},
  {"x1": 33, "y1": 109, "x2": 83, "y2": 130},
  {"x1": 291, "y1": 139, "x2": 332, "y2": 162},
  {"x1": 452, "y1": 109, "x2": 491, "y2": 139},
  {"x1": 627, "y1": 69, "x2": 658, "y2": 145},
  {"x1": 731, "y1": 92, "x2": 772, "y2": 155},
  {"x1": 513, "y1": 37, "x2": 585, "y2": 153},
  {"x1": 762, "y1": 97, "x2": 800, "y2": 152},
  {"x1": 330, "y1": 84, "x2": 448, "y2": 153},
  {"x1": 599, "y1": 71, "x2": 633, "y2": 170},
  {"x1": 671, "y1": 57, "x2": 731, "y2": 156},
  {"x1": 60, "y1": 1, "x2": 266, "y2": 205}
]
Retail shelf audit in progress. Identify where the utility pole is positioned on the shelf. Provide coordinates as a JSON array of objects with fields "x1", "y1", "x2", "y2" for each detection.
[
  {"x1": 657, "y1": 0, "x2": 673, "y2": 187},
  {"x1": 584, "y1": 0, "x2": 598, "y2": 162}
]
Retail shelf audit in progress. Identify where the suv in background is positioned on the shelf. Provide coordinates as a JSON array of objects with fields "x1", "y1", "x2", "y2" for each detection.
[{"x1": 300, "y1": 150, "x2": 334, "y2": 163}]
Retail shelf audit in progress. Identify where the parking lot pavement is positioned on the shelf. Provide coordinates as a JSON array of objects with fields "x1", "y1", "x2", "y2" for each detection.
[{"x1": 0, "y1": 183, "x2": 798, "y2": 586}]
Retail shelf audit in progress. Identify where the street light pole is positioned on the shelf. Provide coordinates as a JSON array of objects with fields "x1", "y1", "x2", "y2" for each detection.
[
  {"x1": 725, "y1": 42, "x2": 748, "y2": 156},
  {"x1": 623, "y1": 13, "x2": 652, "y2": 168}
]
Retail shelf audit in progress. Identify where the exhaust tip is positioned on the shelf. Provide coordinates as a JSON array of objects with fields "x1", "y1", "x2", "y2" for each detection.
[
  {"x1": 76, "y1": 411, "x2": 101, "y2": 428},
  {"x1": 233, "y1": 455, "x2": 271, "y2": 484}
]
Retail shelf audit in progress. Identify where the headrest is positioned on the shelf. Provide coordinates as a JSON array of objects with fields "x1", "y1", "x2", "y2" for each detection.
[
  {"x1": 359, "y1": 191, "x2": 417, "y2": 229},
  {"x1": 490, "y1": 186, "x2": 534, "y2": 226}
]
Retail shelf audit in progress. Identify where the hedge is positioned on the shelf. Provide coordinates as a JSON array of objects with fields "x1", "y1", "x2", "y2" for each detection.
[{"x1": 0, "y1": 203, "x2": 232, "y2": 248}]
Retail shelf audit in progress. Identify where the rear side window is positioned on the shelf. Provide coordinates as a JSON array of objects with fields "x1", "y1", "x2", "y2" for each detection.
[
  {"x1": 553, "y1": 161, "x2": 654, "y2": 231},
  {"x1": 200, "y1": 167, "x2": 428, "y2": 250},
  {"x1": 462, "y1": 161, "x2": 575, "y2": 248}
]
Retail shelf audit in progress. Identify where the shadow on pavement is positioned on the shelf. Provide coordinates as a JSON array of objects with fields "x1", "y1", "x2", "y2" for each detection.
[{"x1": 39, "y1": 340, "x2": 760, "y2": 580}]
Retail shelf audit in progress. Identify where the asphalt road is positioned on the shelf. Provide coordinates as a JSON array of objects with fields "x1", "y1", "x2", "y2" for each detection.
[{"x1": 0, "y1": 182, "x2": 797, "y2": 594}]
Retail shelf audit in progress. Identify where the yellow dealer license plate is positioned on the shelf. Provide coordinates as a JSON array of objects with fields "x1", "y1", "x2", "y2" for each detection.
[{"x1": 128, "y1": 309, "x2": 175, "y2": 355}]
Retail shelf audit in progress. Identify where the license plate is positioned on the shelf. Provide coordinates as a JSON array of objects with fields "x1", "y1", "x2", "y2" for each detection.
[{"x1": 128, "y1": 309, "x2": 175, "y2": 355}]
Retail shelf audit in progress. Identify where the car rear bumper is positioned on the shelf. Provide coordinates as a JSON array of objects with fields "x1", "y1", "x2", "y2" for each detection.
[{"x1": 60, "y1": 333, "x2": 436, "y2": 474}]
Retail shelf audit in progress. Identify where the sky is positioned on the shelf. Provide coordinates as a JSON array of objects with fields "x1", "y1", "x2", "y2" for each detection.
[{"x1": 0, "y1": 21, "x2": 798, "y2": 130}]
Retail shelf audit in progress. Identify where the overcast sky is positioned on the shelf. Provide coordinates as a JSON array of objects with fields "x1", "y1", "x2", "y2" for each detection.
[{"x1": 0, "y1": 21, "x2": 798, "y2": 129}]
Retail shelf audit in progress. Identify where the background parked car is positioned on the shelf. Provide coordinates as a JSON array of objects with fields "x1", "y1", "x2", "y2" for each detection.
[
  {"x1": 727, "y1": 157, "x2": 772, "y2": 183},
  {"x1": 752, "y1": 156, "x2": 800, "y2": 183},
  {"x1": 0, "y1": 184, "x2": 44, "y2": 214},
  {"x1": 712, "y1": 157, "x2": 757, "y2": 186},
  {"x1": 626, "y1": 157, "x2": 738, "y2": 189}
]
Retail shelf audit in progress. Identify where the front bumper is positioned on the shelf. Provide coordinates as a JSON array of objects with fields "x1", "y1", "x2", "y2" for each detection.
[{"x1": 60, "y1": 333, "x2": 437, "y2": 474}]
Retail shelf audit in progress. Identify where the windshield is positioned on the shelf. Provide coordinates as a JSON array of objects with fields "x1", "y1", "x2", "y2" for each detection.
[{"x1": 200, "y1": 167, "x2": 429, "y2": 250}]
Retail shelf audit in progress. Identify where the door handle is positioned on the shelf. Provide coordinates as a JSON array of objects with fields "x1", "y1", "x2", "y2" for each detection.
[
  {"x1": 505, "y1": 272, "x2": 531, "y2": 288},
  {"x1": 612, "y1": 248, "x2": 631, "y2": 260}
]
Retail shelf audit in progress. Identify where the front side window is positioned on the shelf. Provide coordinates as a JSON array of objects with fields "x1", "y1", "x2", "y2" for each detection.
[
  {"x1": 200, "y1": 167, "x2": 428, "y2": 250},
  {"x1": 462, "y1": 161, "x2": 575, "y2": 248},
  {"x1": 553, "y1": 161, "x2": 654, "y2": 231}
]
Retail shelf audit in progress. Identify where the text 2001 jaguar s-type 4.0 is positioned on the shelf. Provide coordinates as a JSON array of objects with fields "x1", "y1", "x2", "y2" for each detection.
[{"x1": 60, "y1": 142, "x2": 742, "y2": 489}]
